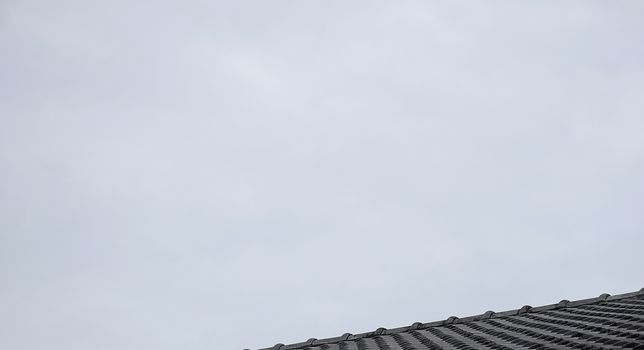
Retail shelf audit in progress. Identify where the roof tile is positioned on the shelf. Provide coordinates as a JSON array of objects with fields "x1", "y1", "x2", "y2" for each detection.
[{"x1": 254, "y1": 289, "x2": 644, "y2": 350}]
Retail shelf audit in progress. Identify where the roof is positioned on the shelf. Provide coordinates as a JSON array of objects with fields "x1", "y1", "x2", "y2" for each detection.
[{"x1": 254, "y1": 288, "x2": 644, "y2": 350}]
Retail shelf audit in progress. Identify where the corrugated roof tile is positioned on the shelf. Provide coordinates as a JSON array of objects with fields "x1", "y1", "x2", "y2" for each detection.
[{"x1": 253, "y1": 289, "x2": 644, "y2": 350}]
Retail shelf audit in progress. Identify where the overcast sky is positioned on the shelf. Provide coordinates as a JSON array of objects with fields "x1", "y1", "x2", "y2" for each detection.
[{"x1": 1, "y1": 1, "x2": 643, "y2": 349}]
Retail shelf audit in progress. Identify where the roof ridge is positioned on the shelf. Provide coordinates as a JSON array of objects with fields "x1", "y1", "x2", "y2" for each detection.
[{"x1": 252, "y1": 288, "x2": 644, "y2": 350}]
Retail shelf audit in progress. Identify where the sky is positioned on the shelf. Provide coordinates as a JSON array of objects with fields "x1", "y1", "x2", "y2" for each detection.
[{"x1": 1, "y1": 1, "x2": 643, "y2": 349}]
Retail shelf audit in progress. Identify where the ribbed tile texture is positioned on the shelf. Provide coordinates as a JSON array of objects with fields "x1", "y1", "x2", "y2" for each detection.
[{"x1": 257, "y1": 291, "x2": 644, "y2": 350}]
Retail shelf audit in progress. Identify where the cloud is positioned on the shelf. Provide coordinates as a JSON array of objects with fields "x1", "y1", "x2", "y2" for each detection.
[{"x1": 1, "y1": 1, "x2": 643, "y2": 349}]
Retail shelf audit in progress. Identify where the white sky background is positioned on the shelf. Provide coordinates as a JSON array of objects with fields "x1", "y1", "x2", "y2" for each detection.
[{"x1": 1, "y1": 1, "x2": 644, "y2": 349}]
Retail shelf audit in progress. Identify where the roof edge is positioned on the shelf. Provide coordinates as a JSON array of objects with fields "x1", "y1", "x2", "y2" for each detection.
[{"x1": 253, "y1": 287, "x2": 644, "y2": 350}]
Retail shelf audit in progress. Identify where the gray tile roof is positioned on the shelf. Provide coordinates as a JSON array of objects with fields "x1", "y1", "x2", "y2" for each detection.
[{"x1": 254, "y1": 288, "x2": 644, "y2": 350}]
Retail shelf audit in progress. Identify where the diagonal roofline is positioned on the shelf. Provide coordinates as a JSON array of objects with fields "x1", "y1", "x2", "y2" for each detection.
[{"x1": 252, "y1": 287, "x2": 644, "y2": 350}]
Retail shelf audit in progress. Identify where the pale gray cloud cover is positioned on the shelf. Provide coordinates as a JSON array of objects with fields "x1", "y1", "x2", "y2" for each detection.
[{"x1": 1, "y1": 1, "x2": 643, "y2": 349}]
